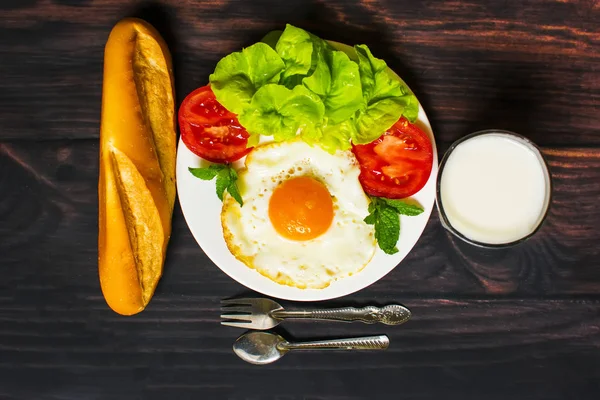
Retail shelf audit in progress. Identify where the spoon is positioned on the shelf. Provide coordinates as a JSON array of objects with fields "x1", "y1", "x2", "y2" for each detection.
[{"x1": 233, "y1": 331, "x2": 390, "y2": 365}]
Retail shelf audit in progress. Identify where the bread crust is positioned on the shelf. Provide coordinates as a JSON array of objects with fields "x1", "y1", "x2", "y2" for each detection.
[{"x1": 98, "y1": 18, "x2": 176, "y2": 315}]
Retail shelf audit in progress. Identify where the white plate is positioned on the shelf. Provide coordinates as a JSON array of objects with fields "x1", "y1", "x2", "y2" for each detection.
[{"x1": 176, "y1": 43, "x2": 438, "y2": 301}]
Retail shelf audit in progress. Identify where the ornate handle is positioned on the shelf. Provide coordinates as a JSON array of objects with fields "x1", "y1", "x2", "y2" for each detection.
[
  {"x1": 280, "y1": 335, "x2": 389, "y2": 351},
  {"x1": 271, "y1": 305, "x2": 411, "y2": 325}
]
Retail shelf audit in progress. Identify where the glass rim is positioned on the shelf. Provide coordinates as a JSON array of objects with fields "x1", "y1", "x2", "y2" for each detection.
[{"x1": 435, "y1": 129, "x2": 553, "y2": 249}]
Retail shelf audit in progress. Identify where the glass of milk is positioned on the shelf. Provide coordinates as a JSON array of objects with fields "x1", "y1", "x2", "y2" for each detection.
[{"x1": 436, "y1": 130, "x2": 552, "y2": 247}]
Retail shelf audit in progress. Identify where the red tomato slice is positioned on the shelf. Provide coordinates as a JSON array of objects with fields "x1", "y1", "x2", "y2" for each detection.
[
  {"x1": 179, "y1": 85, "x2": 252, "y2": 163},
  {"x1": 352, "y1": 117, "x2": 433, "y2": 199}
]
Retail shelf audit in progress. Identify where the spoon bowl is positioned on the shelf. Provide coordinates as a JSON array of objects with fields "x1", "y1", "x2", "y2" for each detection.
[
  {"x1": 233, "y1": 331, "x2": 389, "y2": 365},
  {"x1": 233, "y1": 331, "x2": 288, "y2": 365}
]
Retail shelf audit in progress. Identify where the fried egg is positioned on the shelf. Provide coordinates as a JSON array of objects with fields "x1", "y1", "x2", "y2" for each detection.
[{"x1": 221, "y1": 140, "x2": 376, "y2": 289}]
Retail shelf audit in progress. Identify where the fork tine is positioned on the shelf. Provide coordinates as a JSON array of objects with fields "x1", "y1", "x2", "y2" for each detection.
[
  {"x1": 220, "y1": 320, "x2": 253, "y2": 328},
  {"x1": 220, "y1": 306, "x2": 252, "y2": 314},
  {"x1": 221, "y1": 298, "x2": 253, "y2": 306},
  {"x1": 220, "y1": 313, "x2": 253, "y2": 322}
]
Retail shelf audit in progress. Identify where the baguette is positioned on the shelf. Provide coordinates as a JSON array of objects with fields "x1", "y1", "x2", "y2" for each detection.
[{"x1": 98, "y1": 18, "x2": 176, "y2": 315}]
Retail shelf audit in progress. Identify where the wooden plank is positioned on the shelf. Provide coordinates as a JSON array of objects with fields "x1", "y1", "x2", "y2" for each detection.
[
  {"x1": 0, "y1": 296, "x2": 599, "y2": 399},
  {"x1": 1, "y1": 140, "x2": 599, "y2": 298},
  {"x1": 1, "y1": 1, "x2": 599, "y2": 397},
  {"x1": 0, "y1": 0, "x2": 598, "y2": 144}
]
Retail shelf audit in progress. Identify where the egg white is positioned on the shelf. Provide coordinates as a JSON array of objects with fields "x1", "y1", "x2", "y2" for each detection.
[{"x1": 221, "y1": 140, "x2": 376, "y2": 289}]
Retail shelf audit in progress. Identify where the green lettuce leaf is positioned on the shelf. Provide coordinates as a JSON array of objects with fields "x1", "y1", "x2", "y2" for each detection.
[
  {"x1": 303, "y1": 44, "x2": 363, "y2": 124},
  {"x1": 352, "y1": 44, "x2": 419, "y2": 144},
  {"x1": 302, "y1": 37, "x2": 330, "y2": 95},
  {"x1": 355, "y1": 45, "x2": 404, "y2": 101},
  {"x1": 238, "y1": 84, "x2": 325, "y2": 142},
  {"x1": 318, "y1": 119, "x2": 355, "y2": 153},
  {"x1": 208, "y1": 27, "x2": 418, "y2": 152},
  {"x1": 354, "y1": 97, "x2": 414, "y2": 144},
  {"x1": 276, "y1": 24, "x2": 315, "y2": 87},
  {"x1": 400, "y1": 94, "x2": 419, "y2": 122},
  {"x1": 209, "y1": 43, "x2": 285, "y2": 114},
  {"x1": 261, "y1": 30, "x2": 283, "y2": 49}
]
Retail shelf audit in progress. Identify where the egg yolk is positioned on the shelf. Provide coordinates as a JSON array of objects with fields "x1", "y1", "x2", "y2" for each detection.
[{"x1": 268, "y1": 176, "x2": 334, "y2": 241}]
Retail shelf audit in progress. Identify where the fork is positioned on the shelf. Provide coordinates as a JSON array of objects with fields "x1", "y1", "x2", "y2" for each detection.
[{"x1": 221, "y1": 298, "x2": 411, "y2": 329}]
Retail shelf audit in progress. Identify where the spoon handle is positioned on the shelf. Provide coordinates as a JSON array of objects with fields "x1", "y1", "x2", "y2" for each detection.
[
  {"x1": 281, "y1": 335, "x2": 389, "y2": 351},
  {"x1": 272, "y1": 305, "x2": 411, "y2": 325}
]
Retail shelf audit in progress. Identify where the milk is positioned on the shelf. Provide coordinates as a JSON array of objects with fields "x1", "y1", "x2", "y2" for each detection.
[{"x1": 438, "y1": 132, "x2": 551, "y2": 245}]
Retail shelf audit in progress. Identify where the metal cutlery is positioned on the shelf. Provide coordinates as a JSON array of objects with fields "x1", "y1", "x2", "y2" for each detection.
[
  {"x1": 233, "y1": 331, "x2": 390, "y2": 364},
  {"x1": 221, "y1": 298, "x2": 411, "y2": 329}
]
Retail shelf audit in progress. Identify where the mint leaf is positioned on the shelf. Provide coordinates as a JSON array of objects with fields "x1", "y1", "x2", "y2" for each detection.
[
  {"x1": 374, "y1": 206, "x2": 400, "y2": 254},
  {"x1": 188, "y1": 167, "x2": 219, "y2": 180},
  {"x1": 368, "y1": 199, "x2": 378, "y2": 213},
  {"x1": 367, "y1": 196, "x2": 423, "y2": 254},
  {"x1": 225, "y1": 167, "x2": 243, "y2": 206},
  {"x1": 189, "y1": 164, "x2": 228, "y2": 180},
  {"x1": 226, "y1": 167, "x2": 243, "y2": 206},
  {"x1": 228, "y1": 167, "x2": 238, "y2": 180},
  {"x1": 227, "y1": 181, "x2": 243, "y2": 206},
  {"x1": 363, "y1": 213, "x2": 376, "y2": 225},
  {"x1": 190, "y1": 164, "x2": 244, "y2": 206},
  {"x1": 381, "y1": 199, "x2": 424, "y2": 216},
  {"x1": 215, "y1": 169, "x2": 231, "y2": 201}
]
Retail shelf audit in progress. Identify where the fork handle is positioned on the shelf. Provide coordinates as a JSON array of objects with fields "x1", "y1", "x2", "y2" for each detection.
[
  {"x1": 271, "y1": 305, "x2": 411, "y2": 325},
  {"x1": 281, "y1": 335, "x2": 389, "y2": 351}
]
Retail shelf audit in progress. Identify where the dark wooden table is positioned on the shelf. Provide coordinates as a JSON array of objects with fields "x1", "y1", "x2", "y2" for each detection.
[{"x1": 1, "y1": 0, "x2": 599, "y2": 399}]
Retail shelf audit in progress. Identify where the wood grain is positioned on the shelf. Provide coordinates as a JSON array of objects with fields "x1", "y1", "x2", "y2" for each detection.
[
  {"x1": 0, "y1": 295, "x2": 599, "y2": 400},
  {"x1": 0, "y1": 0, "x2": 598, "y2": 144},
  {"x1": 1, "y1": 0, "x2": 599, "y2": 399},
  {"x1": 2, "y1": 141, "x2": 599, "y2": 298}
]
